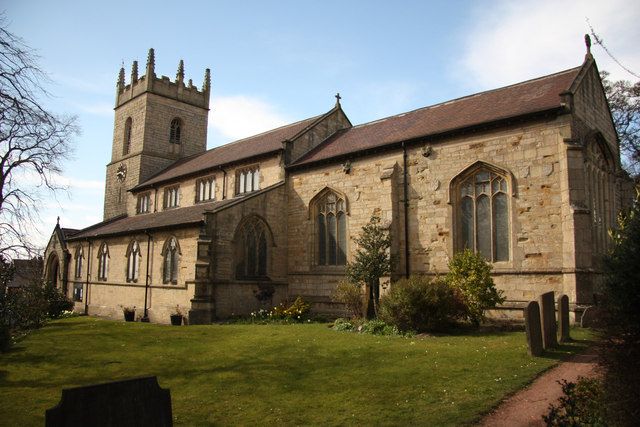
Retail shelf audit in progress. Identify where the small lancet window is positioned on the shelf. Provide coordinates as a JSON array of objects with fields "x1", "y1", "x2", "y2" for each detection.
[
  {"x1": 74, "y1": 246, "x2": 84, "y2": 278},
  {"x1": 126, "y1": 241, "x2": 141, "y2": 283},
  {"x1": 97, "y1": 243, "x2": 109, "y2": 281},
  {"x1": 123, "y1": 117, "x2": 132, "y2": 155},
  {"x1": 170, "y1": 118, "x2": 182, "y2": 144}
]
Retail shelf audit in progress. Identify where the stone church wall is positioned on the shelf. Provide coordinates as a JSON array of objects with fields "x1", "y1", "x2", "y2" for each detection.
[
  {"x1": 287, "y1": 115, "x2": 578, "y2": 318},
  {"x1": 208, "y1": 184, "x2": 288, "y2": 318},
  {"x1": 69, "y1": 227, "x2": 199, "y2": 323}
]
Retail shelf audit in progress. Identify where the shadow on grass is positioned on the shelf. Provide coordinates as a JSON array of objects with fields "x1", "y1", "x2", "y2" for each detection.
[{"x1": 538, "y1": 339, "x2": 598, "y2": 362}]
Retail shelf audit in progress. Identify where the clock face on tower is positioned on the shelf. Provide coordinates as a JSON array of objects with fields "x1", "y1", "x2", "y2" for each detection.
[{"x1": 116, "y1": 164, "x2": 127, "y2": 182}]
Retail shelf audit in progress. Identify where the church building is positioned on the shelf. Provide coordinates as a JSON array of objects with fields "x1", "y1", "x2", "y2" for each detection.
[{"x1": 43, "y1": 42, "x2": 634, "y2": 324}]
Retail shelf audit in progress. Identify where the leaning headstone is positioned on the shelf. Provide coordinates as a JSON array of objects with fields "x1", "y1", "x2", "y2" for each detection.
[
  {"x1": 539, "y1": 291, "x2": 558, "y2": 349},
  {"x1": 524, "y1": 301, "x2": 543, "y2": 356},
  {"x1": 45, "y1": 376, "x2": 172, "y2": 427},
  {"x1": 557, "y1": 294, "x2": 570, "y2": 343}
]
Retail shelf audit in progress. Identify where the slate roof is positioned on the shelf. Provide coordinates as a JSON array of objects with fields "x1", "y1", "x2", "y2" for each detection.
[
  {"x1": 69, "y1": 182, "x2": 284, "y2": 239},
  {"x1": 133, "y1": 113, "x2": 326, "y2": 191},
  {"x1": 292, "y1": 66, "x2": 582, "y2": 167}
]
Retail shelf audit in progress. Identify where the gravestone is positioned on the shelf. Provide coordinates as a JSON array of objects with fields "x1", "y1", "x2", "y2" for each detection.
[
  {"x1": 524, "y1": 301, "x2": 543, "y2": 356},
  {"x1": 557, "y1": 294, "x2": 570, "y2": 343},
  {"x1": 45, "y1": 376, "x2": 172, "y2": 427},
  {"x1": 539, "y1": 291, "x2": 558, "y2": 349}
]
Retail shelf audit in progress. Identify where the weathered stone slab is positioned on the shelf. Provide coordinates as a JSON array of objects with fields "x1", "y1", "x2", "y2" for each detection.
[
  {"x1": 558, "y1": 294, "x2": 570, "y2": 343},
  {"x1": 524, "y1": 300, "x2": 543, "y2": 356},
  {"x1": 539, "y1": 291, "x2": 558, "y2": 349},
  {"x1": 45, "y1": 376, "x2": 172, "y2": 427}
]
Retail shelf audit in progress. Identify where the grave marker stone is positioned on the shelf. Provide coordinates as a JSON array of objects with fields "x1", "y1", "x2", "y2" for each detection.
[
  {"x1": 524, "y1": 300, "x2": 543, "y2": 356},
  {"x1": 45, "y1": 376, "x2": 172, "y2": 427},
  {"x1": 539, "y1": 291, "x2": 558, "y2": 349},
  {"x1": 558, "y1": 294, "x2": 570, "y2": 343}
]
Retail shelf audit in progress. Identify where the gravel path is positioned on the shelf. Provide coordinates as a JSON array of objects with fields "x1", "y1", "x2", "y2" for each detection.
[{"x1": 476, "y1": 346, "x2": 599, "y2": 426}]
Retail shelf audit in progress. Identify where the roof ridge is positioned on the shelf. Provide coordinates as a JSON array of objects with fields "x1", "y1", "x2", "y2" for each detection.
[{"x1": 351, "y1": 65, "x2": 582, "y2": 130}]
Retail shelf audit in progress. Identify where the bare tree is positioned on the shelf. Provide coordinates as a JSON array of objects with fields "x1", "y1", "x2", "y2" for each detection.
[
  {"x1": 0, "y1": 18, "x2": 78, "y2": 258},
  {"x1": 601, "y1": 71, "x2": 640, "y2": 176}
]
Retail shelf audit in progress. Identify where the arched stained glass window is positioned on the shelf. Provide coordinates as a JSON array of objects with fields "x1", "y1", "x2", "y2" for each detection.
[
  {"x1": 97, "y1": 243, "x2": 109, "y2": 281},
  {"x1": 457, "y1": 168, "x2": 510, "y2": 262},
  {"x1": 235, "y1": 216, "x2": 270, "y2": 279},
  {"x1": 126, "y1": 241, "x2": 141, "y2": 282},
  {"x1": 163, "y1": 237, "x2": 180, "y2": 284},
  {"x1": 74, "y1": 246, "x2": 84, "y2": 279},
  {"x1": 315, "y1": 191, "x2": 347, "y2": 266}
]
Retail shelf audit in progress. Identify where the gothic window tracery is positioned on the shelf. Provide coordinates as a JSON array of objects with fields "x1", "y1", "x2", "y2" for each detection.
[
  {"x1": 314, "y1": 190, "x2": 347, "y2": 266},
  {"x1": 454, "y1": 165, "x2": 510, "y2": 262},
  {"x1": 163, "y1": 237, "x2": 180, "y2": 284},
  {"x1": 74, "y1": 246, "x2": 84, "y2": 278},
  {"x1": 126, "y1": 240, "x2": 141, "y2": 283},
  {"x1": 585, "y1": 137, "x2": 616, "y2": 255},
  {"x1": 235, "y1": 216, "x2": 270, "y2": 280},
  {"x1": 97, "y1": 242, "x2": 109, "y2": 281}
]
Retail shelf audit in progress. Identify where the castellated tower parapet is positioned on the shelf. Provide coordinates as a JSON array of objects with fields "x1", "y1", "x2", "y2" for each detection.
[
  {"x1": 103, "y1": 49, "x2": 211, "y2": 220},
  {"x1": 115, "y1": 48, "x2": 211, "y2": 110}
]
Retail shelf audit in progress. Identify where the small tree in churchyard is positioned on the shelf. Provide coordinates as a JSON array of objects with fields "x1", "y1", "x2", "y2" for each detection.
[
  {"x1": 346, "y1": 215, "x2": 391, "y2": 318},
  {"x1": 446, "y1": 249, "x2": 504, "y2": 326}
]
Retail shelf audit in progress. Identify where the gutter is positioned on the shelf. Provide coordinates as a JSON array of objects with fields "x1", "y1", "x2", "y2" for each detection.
[
  {"x1": 84, "y1": 239, "x2": 92, "y2": 315},
  {"x1": 142, "y1": 230, "x2": 152, "y2": 322},
  {"x1": 402, "y1": 142, "x2": 410, "y2": 278}
]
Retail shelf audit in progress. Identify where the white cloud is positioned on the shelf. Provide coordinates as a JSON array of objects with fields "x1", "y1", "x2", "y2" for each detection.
[
  {"x1": 458, "y1": 0, "x2": 640, "y2": 90},
  {"x1": 208, "y1": 95, "x2": 290, "y2": 142}
]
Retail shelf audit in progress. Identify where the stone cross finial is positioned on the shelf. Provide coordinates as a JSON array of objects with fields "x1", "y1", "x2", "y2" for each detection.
[
  {"x1": 56, "y1": 216, "x2": 60, "y2": 226},
  {"x1": 176, "y1": 60, "x2": 184, "y2": 82},
  {"x1": 203, "y1": 68, "x2": 211, "y2": 92},
  {"x1": 335, "y1": 92, "x2": 342, "y2": 106},
  {"x1": 146, "y1": 48, "x2": 155, "y2": 77},
  {"x1": 131, "y1": 60, "x2": 138, "y2": 84},
  {"x1": 584, "y1": 34, "x2": 592, "y2": 59}
]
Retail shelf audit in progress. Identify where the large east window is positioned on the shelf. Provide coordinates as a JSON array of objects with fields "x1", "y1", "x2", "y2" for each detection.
[{"x1": 455, "y1": 166, "x2": 510, "y2": 262}]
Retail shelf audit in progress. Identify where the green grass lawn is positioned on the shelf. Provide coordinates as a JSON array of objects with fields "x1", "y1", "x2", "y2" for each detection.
[{"x1": 0, "y1": 317, "x2": 593, "y2": 426}]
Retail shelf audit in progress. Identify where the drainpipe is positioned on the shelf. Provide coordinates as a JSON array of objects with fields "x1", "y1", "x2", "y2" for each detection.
[
  {"x1": 142, "y1": 231, "x2": 152, "y2": 322},
  {"x1": 402, "y1": 142, "x2": 410, "y2": 278},
  {"x1": 84, "y1": 239, "x2": 92, "y2": 315},
  {"x1": 221, "y1": 168, "x2": 227, "y2": 199}
]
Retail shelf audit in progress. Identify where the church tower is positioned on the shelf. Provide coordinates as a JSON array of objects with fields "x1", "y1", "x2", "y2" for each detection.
[{"x1": 103, "y1": 49, "x2": 211, "y2": 220}]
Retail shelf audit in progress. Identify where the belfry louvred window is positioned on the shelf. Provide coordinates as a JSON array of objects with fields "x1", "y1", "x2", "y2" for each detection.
[{"x1": 170, "y1": 118, "x2": 182, "y2": 144}]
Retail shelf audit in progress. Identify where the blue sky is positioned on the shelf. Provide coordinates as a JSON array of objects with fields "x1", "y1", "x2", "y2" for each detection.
[{"x1": 3, "y1": 0, "x2": 640, "y2": 251}]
